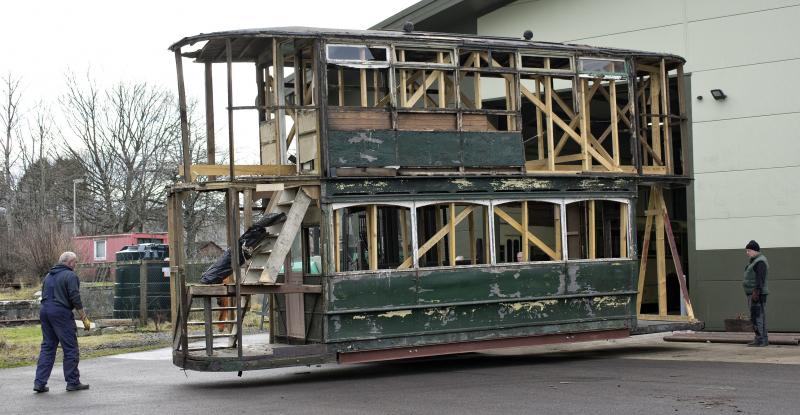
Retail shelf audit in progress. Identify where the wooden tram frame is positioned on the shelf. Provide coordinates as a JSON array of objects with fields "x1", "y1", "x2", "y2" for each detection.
[{"x1": 167, "y1": 27, "x2": 698, "y2": 372}]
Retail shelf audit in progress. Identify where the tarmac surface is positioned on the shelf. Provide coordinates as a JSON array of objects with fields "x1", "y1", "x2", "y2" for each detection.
[{"x1": 2, "y1": 332, "x2": 799, "y2": 414}]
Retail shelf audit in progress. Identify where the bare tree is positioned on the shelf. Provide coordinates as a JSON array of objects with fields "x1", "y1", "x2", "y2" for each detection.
[
  {"x1": 61, "y1": 73, "x2": 181, "y2": 234},
  {"x1": 0, "y1": 73, "x2": 23, "y2": 282}
]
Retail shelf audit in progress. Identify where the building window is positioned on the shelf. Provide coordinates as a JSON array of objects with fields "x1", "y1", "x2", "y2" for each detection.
[{"x1": 94, "y1": 239, "x2": 107, "y2": 261}]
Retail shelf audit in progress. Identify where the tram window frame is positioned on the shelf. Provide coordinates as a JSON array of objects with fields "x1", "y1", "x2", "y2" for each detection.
[
  {"x1": 413, "y1": 202, "x2": 490, "y2": 269},
  {"x1": 492, "y1": 200, "x2": 562, "y2": 264},
  {"x1": 564, "y1": 199, "x2": 630, "y2": 260},
  {"x1": 333, "y1": 204, "x2": 413, "y2": 273}
]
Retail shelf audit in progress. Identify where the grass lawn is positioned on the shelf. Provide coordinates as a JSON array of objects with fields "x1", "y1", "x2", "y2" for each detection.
[
  {"x1": 0, "y1": 286, "x2": 40, "y2": 301},
  {"x1": 0, "y1": 324, "x2": 171, "y2": 369}
]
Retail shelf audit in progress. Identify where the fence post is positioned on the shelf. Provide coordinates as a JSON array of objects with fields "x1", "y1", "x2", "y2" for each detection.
[{"x1": 139, "y1": 260, "x2": 148, "y2": 326}]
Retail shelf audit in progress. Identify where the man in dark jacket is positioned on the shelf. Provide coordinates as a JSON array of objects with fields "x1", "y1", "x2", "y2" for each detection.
[
  {"x1": 33, "y1": 252, "x2": 91, "y2": 393},
  {"x1": 743, "y1": 240, "x2": 769, "y2": 347}
]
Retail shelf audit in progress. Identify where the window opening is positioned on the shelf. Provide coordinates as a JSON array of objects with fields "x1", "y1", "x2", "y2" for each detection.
[
  {"x1": 407, "y1": 203, "x2": 488, "y2": 269},
  {"x1": 335, "y1": 205, "x2": 412, "y2": 272},
  {"x1": 565, "y1": 200, "x2": 628, "y2": 259},
  {"x1": 494, "y1": 201, "x2": 561, "y2": 263}
]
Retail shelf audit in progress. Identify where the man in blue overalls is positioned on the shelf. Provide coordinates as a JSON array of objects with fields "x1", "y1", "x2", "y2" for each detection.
[{"x1": 33, "y1": 252, "x2": 92, "y2": 393}]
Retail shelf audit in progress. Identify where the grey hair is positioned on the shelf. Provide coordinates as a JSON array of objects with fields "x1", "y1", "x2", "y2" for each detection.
[{"x1": 59, "y1": 251, "x2": 78, "y2": 264}]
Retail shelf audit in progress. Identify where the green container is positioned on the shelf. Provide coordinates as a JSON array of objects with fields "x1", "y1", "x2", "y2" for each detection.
[{"x1": 113, "y1": 244, "x2": 171, "y2": 319}]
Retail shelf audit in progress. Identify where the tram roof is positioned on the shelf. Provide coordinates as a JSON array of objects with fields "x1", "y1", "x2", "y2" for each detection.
[{"x1": 169, "y1": 26, "x2": 685, "y2": 65}]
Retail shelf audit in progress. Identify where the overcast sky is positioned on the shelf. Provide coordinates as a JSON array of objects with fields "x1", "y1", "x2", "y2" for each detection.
[{"x1": 1, "y1": 0, "x2": 417, "y2": 162}]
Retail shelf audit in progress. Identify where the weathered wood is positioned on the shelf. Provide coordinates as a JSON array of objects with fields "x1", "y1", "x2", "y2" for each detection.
[
  {"x1": 534, "y1": 78, "x2": 544, "y2": 160},
  {"x1": 553, "y1": 205, "x2": 562, "y2": 258},
  {"x1": 204, "y1": 62, "x2": 216, "y2": 179},
  {"x1": 636, "y1": 188, "x2": 656, "y2": 315},
  {"x1": 397, "y1": 112, "x2": 456, "y2": 131},
  {"x1": 368, "y1": 204, "x2": 378, "y2": 270},
  {"x1": 328, "y1": 110, "x2": 392, "y2": 130},
  {"x1": 609, "y1": 80, "x2": 620, "y2": 167},
  {"x1": 203, "y1": 297, "x2": 213, "y2": 356},
  {"x1": 259, "y1": 188, "x2": 313, "y2": 283},
  {"x1": 226, "y1": 39, "x2": 235, "y2": 179},
  {"x1": 174, "y1": 49, "x2": 192, "y2": 181},
  {"x1": 334, "y1": 210, "x2": 342, "y2": 272},
  {"x1": 468, "y1": 210, "x2": 476, "y2": 264},
  {"x1": 184, "y1": 164, "x2": 296, "y2": 179},
  {"x1": 588, "y1": 200, "x2": 596, "y2": 259},
  {"x1": 545, "y1": 76, "x2": 555, "y2": 171},
  {"x1": 139, "y1": 260, "x2": 148, "y2": 326},
  {"x1": 655, "y1": 187, "x2": 667, "y2": 316},
  {"x1": 360, "y1": 68, "x2": 368, "y2": 107},
  {"x1": 579, "y1": 79, "x2": 591, "y2": 171},
  {"x1": 521, "y1": 201, "x2": 529, "y2": 261},
  {"x1": 660, "y1": 59, "x2": 673, "y2": 174},
  {"x1": 449, "y1": 203, "x2": 457, "y2": 266},
  {"x1": 659, "y1": 195, "x2": 695, "y2": 319},
  {"x1": 620, "y1": 203, "x2": 628, "y2": 258},
  {"x1": 461, "y1": 114, "x2": 498, "y2": 132}
]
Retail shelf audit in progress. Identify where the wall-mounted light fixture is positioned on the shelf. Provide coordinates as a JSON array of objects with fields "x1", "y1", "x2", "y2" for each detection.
[{"x1": 710, "y1": 89, "x2": 727, "y2": 100}]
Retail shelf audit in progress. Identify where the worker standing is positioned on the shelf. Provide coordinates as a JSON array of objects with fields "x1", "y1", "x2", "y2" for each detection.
[
  {"x1": 33, "y1": 252, "x2": 91, "y2": 393},
  {"x1": 743, "y1": 240, "x2": 769, "y2": 347}
]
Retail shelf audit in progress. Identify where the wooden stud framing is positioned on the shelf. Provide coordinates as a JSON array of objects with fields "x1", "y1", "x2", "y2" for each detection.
[
  {"x1": 654, "y1": 187, "x2": 667, "y2": 316},
  {"x1": 521, "y1": 201, "x2": 529, "y2": 261},
  {"x1": 579, "y1": 79, "x2": 591, "y2": 171},
  {"x1": 360, "y1": 68, "x2": 368, "y2": 107},
  {"x1": 587, "y1": 200, "x2": 596, "y2": 259},
  {"x1": 226, "y1": 39, "x2": 235, "y2": 179},
  {"x1": 400, "y1": 210, "x2": 410, "y2": 261},
  {"x1": 534, "y1": 79, "x2": 544, "y2": 160},
  {"x1": 337, "y1": 68, "x2": 344, "y2": 106},
  {"x1": 609, "y1": 80, "x2": 620, "y2": 167},
  {"x1": 448, "y1": 203, "x2": 457, "y2": 266},
  {"x1": 368, "y1": 204, "x2": 378, "y2": 270},
  {"x1": 545, "y1": 76, "x2": 555, "y2": 171},
  {"x1": 397, "y1": 206, "x2": 475, "y2": 269},
  {"x1": 494, "y1": 207, "x2": 558, "y2": 261},
  {"x1": 660, "y1": 59, "x2": 673, "y2": 174},
  {"x1": 174, "y1": 49, "x2": 192, "y2": 182},
  {"x1": 468, "y1": 210, "x2": 476, "y2": 264},
  {"x1": 435, "y1": 205, "x2": 444, "y2": 266},
  {"x1": 204, "y1": 63, "x2": 216, "y2": 176}
]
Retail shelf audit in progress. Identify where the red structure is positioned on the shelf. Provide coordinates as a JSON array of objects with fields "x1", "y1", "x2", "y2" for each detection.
[{"x1": 72, "y1": 233, "x2": 168, "y2": 265}]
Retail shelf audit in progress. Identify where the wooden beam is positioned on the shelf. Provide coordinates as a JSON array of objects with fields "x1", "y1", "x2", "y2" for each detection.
[
  {"x1": 659, "y1": 194, "x2": 696, "y2": 319},
  {"x1": 474, "y1": 52, "x2": 481, "y2": 109},
  {"x1": 521, "y1": 201, "x2": 529, "y2": 261},
  {"x1": 183, "y1": 164, "x2": 296, "y2": 179},
  {"x1": 620, "y1": 203, "x2": 628, "y2": 258},
  {"x1": 468, "y1": 209, "x2": 476, "y2": 264},
  {"x1": 243, "y1": 189, "x2": 253, "y2": 228},
  {"x1": 360, "y1": 68, "x2": 368, "y2": 107},
  {"x1": 449, "y1": 203, "x2": 457, "y2": 266},
  {"x1": 438, "y1": 52, "x2": 446, "y2": 108},
  {"x1": 334, "y1": 210, "x2": 341, "y2": 273},
  {"x1": 226, "y1": 39, "x2": 235, "y2": 179},
  {"x1": 579, "y1": 79, "x2": 591, "y2": 171},
  {"x1": 368, "y1": 204, "x2": 378, "y2": 270},
  {"x1": 534, "y1": 78, "x2": 544, "y2": 160},
  {"x1": 397, "y1": 206, "x2": 475, "y2": 269},
  {"x1": 338, "y1": 68, "x2": 344, "y2": 106},
  {"x1": 636, "y1": 188, "x2": 656, "y2": 315},
  {"x1": 435, "y1": 205, "x2": 444, "y2": 266},
  {"x1": 400, "y1": 210, "x2": 409, "y2": 262},
  {"x1": 588, "y1": 200, "x2": 596, "y2": 259},
  {"x1": 204, "y1": 63, "x2": 216, "y2": 173},
  {"x1": 660, "y1": 59, "x2": 673, "y2": 174},
  {"x1": 610, "y1": 80, "x2": 620, "y2": 167},
  {"x1": 654, "y1": 187, "x2": 667, "y2": 316},
  {"x1": 545, "y1": 76, "x2": 555, "y2": 170},
  {"x1": 399, "y1": 51, "x2": 407, "y2": 107},
  {"x1": 494, "y1": 207, "x2": 558, "y2": 261},
  {"x1": 174, "y1": 49, "x2": 192, "y2": 182}
]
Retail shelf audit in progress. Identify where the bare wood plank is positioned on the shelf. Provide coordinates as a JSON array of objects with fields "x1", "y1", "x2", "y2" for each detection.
[
  {"x1": 360, "y1": 69, "x2": 368, "y2": 107},
  {"x1": 435, "y1": 205, "x2": 444, "y2": 266},
  {"x1": 334, "y1": 210, "x2": 341, "y2": 273},
  {"x1": 636, "y1": 188, "x2": 656, "y2": 315},
  {"x1": 660, "y1": 59, "x2": 673, "y2": 174},
  {"x1": 338, "y1": 68, "x2": 344, "y2": 106},
  {"x1": 474, "y1": 52, "x2": 481, "y2": 109},
  {"x1": 521, "y1": 201, "x2": 529, "y2": 261},
  {"x1": 243, "y1": 189, "x2": 253, "y2": 228},
  {"x1": 554, "y1": 205, "x2": 562, "y2": 259},
  {"x1": 620, "y1": 203, "x2": 628, "y2": 258},
  {"x1": 654, "y1": 186, "x2": 667, "y2": 316},
  {"x1": 468, "y1": 210, "x2": 476, "y2": 264},
  {"x1": 184, "y1": 164, "x2": 296, "y2": 178},
  {"x1": 400, "y1": 211, "x2": 409, "y2": 262},
  {"x1": 610, "y1": 80, "x2": 620, "y2": 167},
  {"x1": 534, "y1": 78, "x2": 544, "y2": 160},
  {"x1": 650, "y1": 74, "x2": 662, "y2": 161},
  {"x1": 328, "y1": 110, "x2": 392, "y2": 130},
  {"x1": 368, "y1": 204, "x2": 378, "y2": 270},
  {"x1": 174, "y1": 49, "x2": 192, "y2": 181},
  {"x1": 204, "y1": 63, "x2": 216, "y2": 177},
  {"x1": 676, "y1": 64, "x2": 688, "y2": 175},
  {"x1": 397, "y1": 113, "x2": 456, "y2": 131},
  {"x1": 438, "y1": 52, "x2": 446, "y2": 108},
  {"x1": 588, "y1": 200, "x2": 596, "y2": 259},
  {"x1": 659, "y1": 194, "x2": 696, "y2": 319},
  {"x1": 449, "y1": 203, "x2": 457, "y2": 266},
  {"x1": 579, "y1": 79, "x2": 591, "y2": 171},
  {"x1": 545, "y1": 76, "x2": 555, "y2": 171},
  {"x1": 400, "y1": 51, "x2": 407, "y2": 107}
]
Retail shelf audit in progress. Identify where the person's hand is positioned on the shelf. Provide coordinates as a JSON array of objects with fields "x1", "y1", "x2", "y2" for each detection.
[
  {"x1": 751, "y1": 289, "x2": 760, "y2": 302},
  {"x1": 81, "y1": 316, "x2": 92, "y2": 331}
]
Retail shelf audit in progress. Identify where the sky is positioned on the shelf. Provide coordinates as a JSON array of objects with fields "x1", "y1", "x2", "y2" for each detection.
[{"x1": 1, "y1": 0, "x2": 418, "y2": 163}]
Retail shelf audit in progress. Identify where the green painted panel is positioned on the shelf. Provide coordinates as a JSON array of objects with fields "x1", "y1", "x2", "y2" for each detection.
[
  {"x1": 397, "y1": 131, "x2": 462, "y2": 167},
  {"x1": 567, "y1": 260, "x2": 637, "y2": 294},
  {"x1": 327, "y1": 271, "x2": 418, "y2": 312},
  {"x1": 328, "y1": 130, "x2": 397, "y2": 167},
  {"x1": 462, "y1": 132, "x2": 524, "y2": 167},
  {"x1": 326, "y1": 294, "x2": 632, "y2": 342},
  {"x1": 416, "y1": 264, "x2": 564, "y2": 305}
]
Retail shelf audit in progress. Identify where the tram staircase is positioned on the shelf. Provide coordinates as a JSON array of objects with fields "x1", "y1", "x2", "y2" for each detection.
[{"x1": 184, "y1": 187, "x2": 313, "y2": 356}]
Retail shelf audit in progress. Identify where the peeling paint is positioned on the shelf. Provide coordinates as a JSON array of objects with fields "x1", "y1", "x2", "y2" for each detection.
[
  {"x1": 352, "y1": 315, "x2": 367, "y2": 320},
  {"x1": 491, "y1": 178, "x2": 551, "y2": 191},
  {"x1": 592, "y1": 296, "x2": 630, "y2": 310},
  {"x1": 377, "y1": 310, "x2": 413, "y2": 319},
  {"x1": 489, "y1": 283, "x2": 521, "y2": 299},
  {"x1": 347, "y1": 132, "x2": 383, "y2": 144},
  {"x1": 359, "y1": 153, "x2": 378, "y2": 162},
  {"x1": 450, "y1": 178, "x2": 474, "y2": 189}
]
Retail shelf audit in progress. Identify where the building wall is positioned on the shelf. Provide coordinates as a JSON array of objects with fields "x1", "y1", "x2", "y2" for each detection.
[{"x1": 477, "y1": 0, "x2": 800, "y2": 330}]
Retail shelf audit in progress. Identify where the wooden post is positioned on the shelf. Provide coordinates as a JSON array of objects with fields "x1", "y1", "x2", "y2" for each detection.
[
  {"x1": 554, "y1": 205, "x2": 562, "y2": 259},
  {"x1": 449, "y1": 203, "x2": 457, "y2": 266},
  {"x1": 438, "y1": 52, "x2": 446, "y2": 108},
  {"x1": 334, "y1": 210, "x2": 342, "y2": 272},
  {"x1": 338, "y1": 68, "x2": 344, "y2": 106},
  {"x1": 636, "y1": 188, "x2": 655, "y2": 314},
  {"x1": 174, "y1": 49, "x2": 191, "y2": 182},
  {"x1": 468, "y1": 210, "x2": 476, "y2": 264},
  {"x1": 579, "y1": 79, "x2": 591, "y2": 171},
  {"x1": 399, "y1": 50, "x2": 407, "y2": 107},
  {"x1": 545, "y1": 76, "x2": 555, "y2": 171},
  {"x1": 474, "y1": 52, "x2": 481, "y2": 109},
  {"x1": 243, "y1": 189, "x2": 253, "y2": 228},
  {"x1": 588, "y1": 200, "x2": 596, "y2": 259},
  {"x1": 435, "y1": 206, "x2": 444, "y2": 266},
  {"x1": 360, "y1": 68, "x2": 368, "y2": 107},
  {"x1": 649, "y1": 74, "x2": 662, "y2": 164},
  {"x1": 139, "y1": 260, "x2": 148, "y2": 326},
  {"x1": 204, "y1": 63, "x2": 216, "y2": 176},
  {"x1": 655, "y1": 187, "x2": 667, "y2": 316},
  {"x1": 609, "y1": 80, "x2": 620, "y2": 167},
  {"x1": 225, "y1": 188, "x2": 243, "y2": 357},
  {"x1": 676, "y1": 64, "x2": 688, "y2": 175},
  {"x1": 400, "y1": 211, "x2": 410, "y2": 262},
  {"x1": 368, "y1": 205, "x2": 378, "y2": 270},
  {"x1": 660, "y1": 59, "x2": 673, "y2": 174},
  {"x1": 485, "y1": 207, "x2": 492, "y2": 264},
  {"x1": 620, "y1": 203, "x2": 628, "y2": 257},
  {"x1": 535, "y1": 78, "x2": 544, "y2": 160},
  {"x1": 521, "y1": 201, "x2": 529, "y2": 261},
  {"x1": 203, "y1": 297, "x2": 213, "y2": 356},
  {"x1": 226, "y1": 39, "x2": 235, "y2": 179}
]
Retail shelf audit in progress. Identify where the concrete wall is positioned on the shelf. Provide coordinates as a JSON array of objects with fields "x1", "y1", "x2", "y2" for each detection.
[
  {"x1": 476, "y1": 0, "x2": 800, "y2": 329},
  {"x1": 0, "y1": 284, "x2": 113, "y2": 324}
]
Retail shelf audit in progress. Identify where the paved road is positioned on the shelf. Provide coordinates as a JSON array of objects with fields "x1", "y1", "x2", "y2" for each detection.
[{"x1": 2, "y1": 334, "x2": 799, "y2": 415}]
